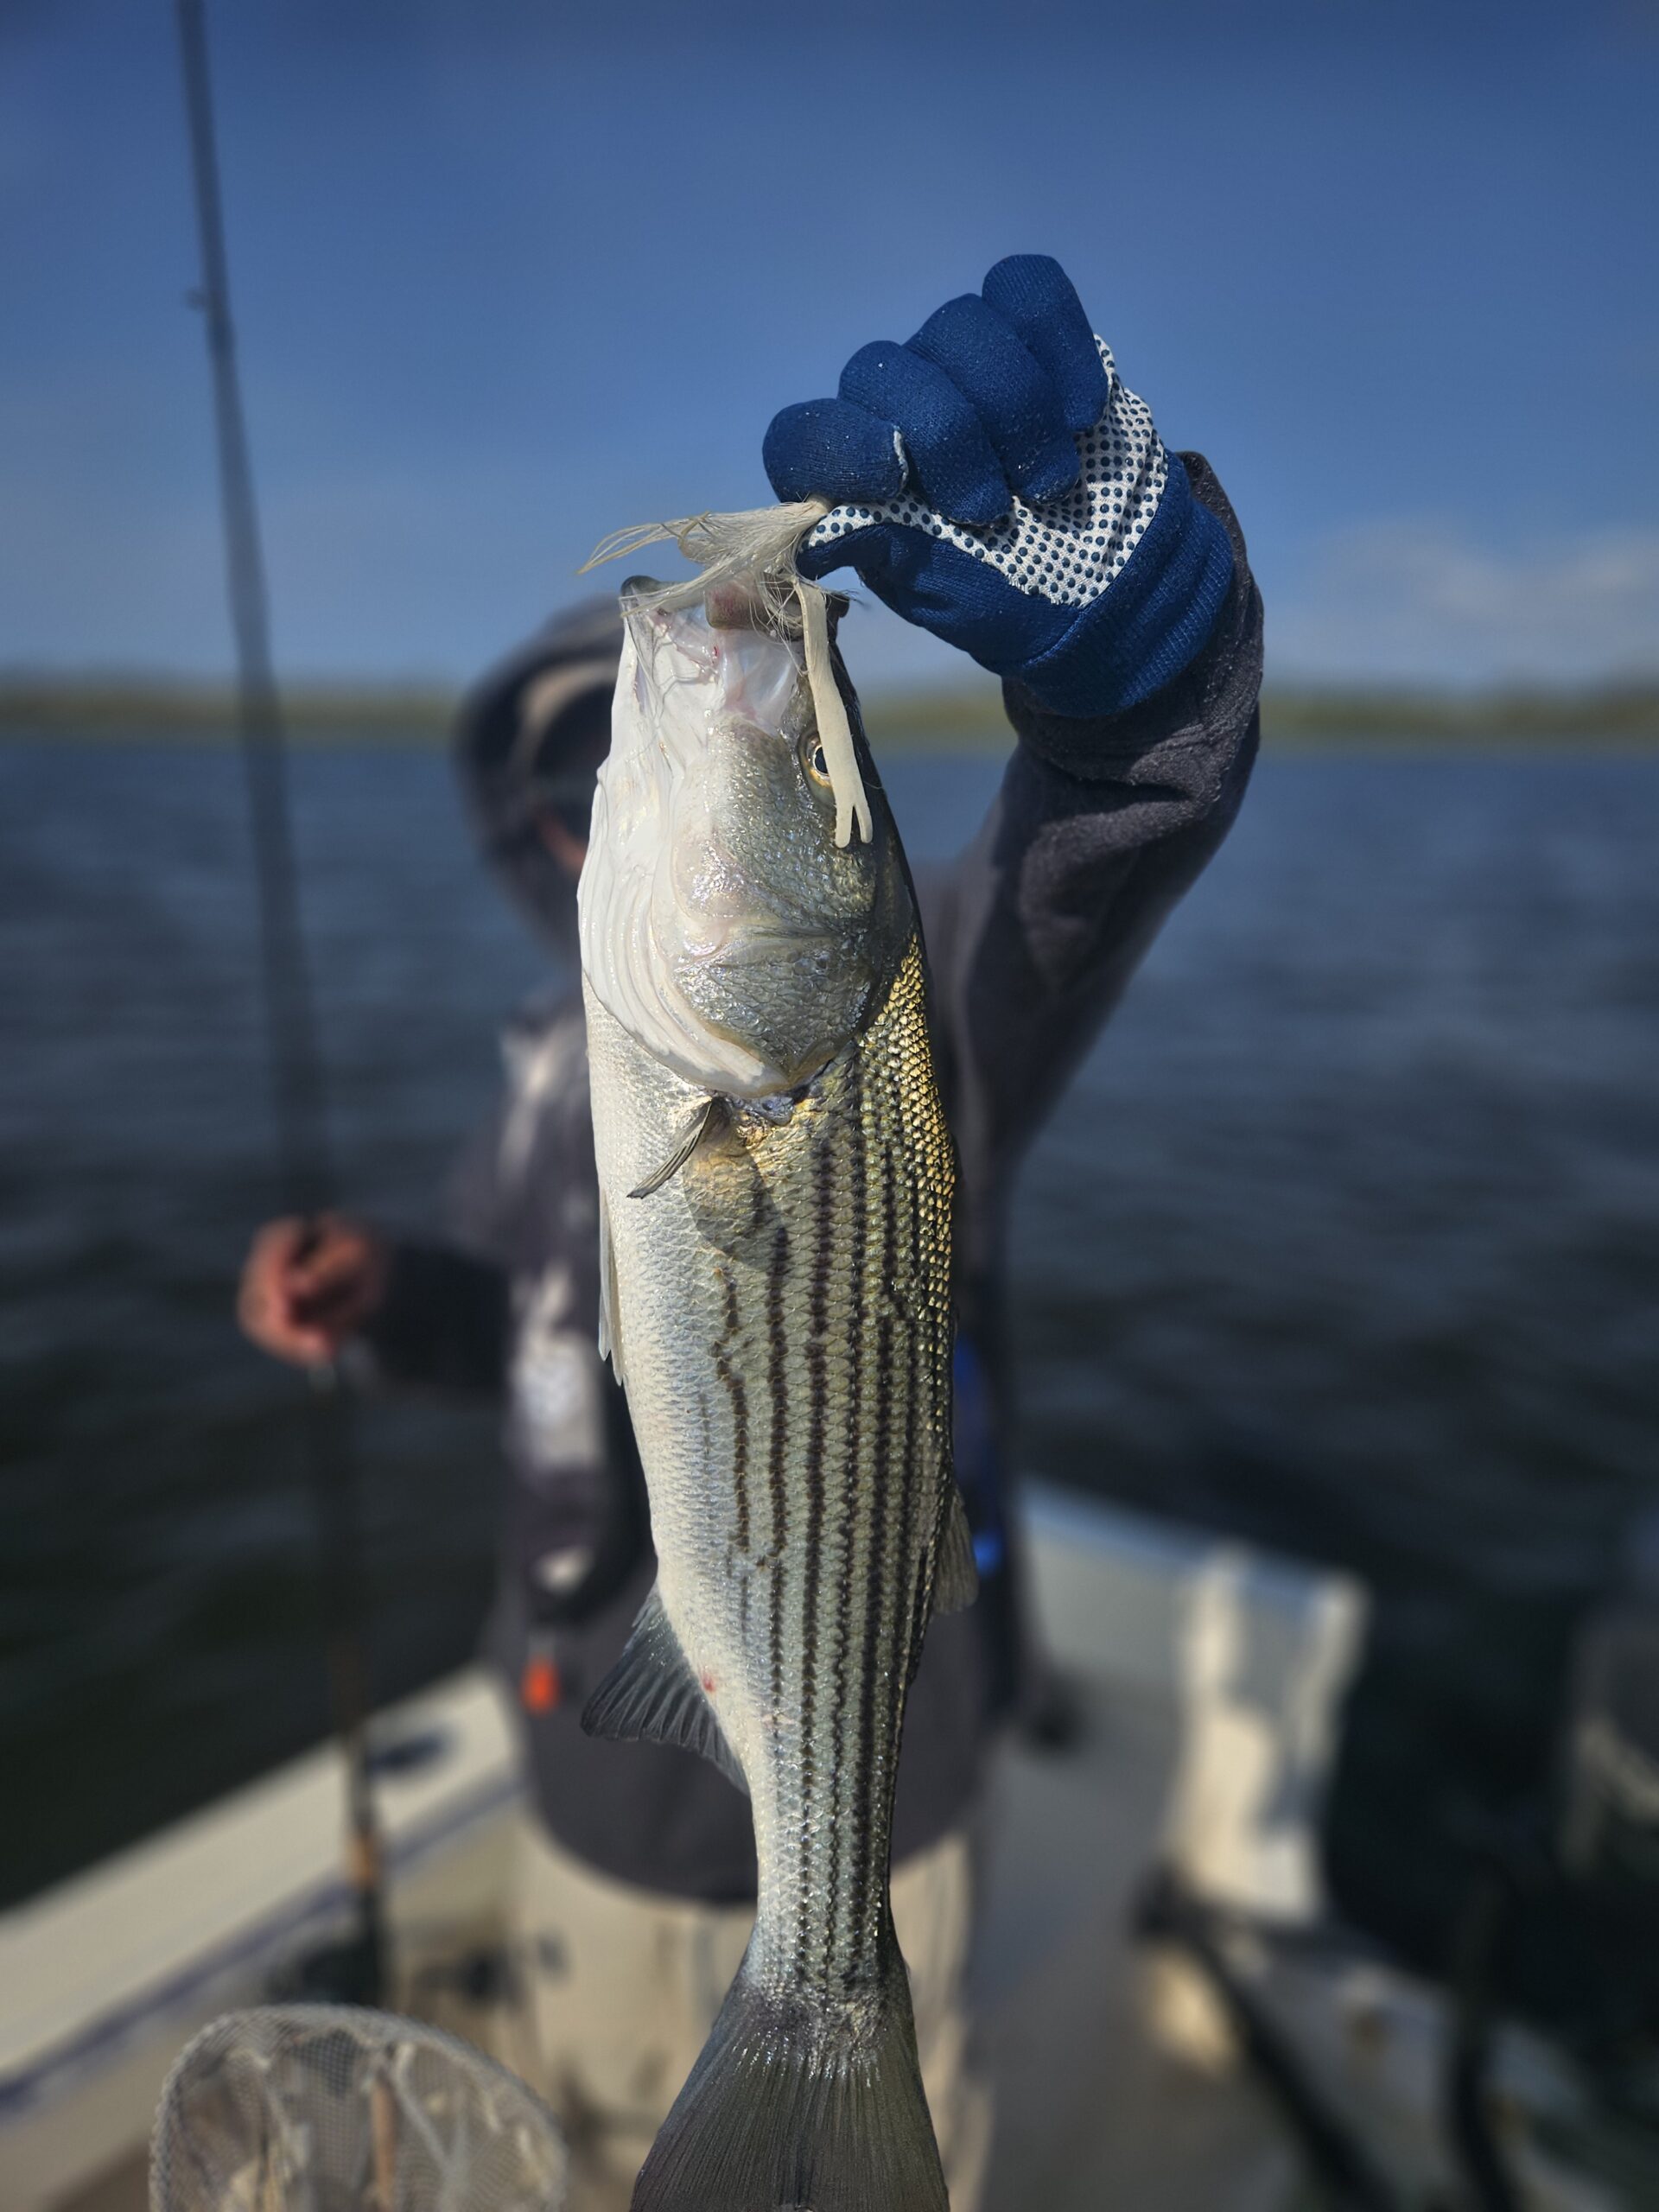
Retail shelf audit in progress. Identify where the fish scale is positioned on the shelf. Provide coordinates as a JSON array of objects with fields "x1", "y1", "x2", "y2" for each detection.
[
  {"x1": 577, "y1": 582, "x2": 972, "y2": 2211},
  {"x1": 584, "y1": 938, "x2": 952, "y2": 2003}
]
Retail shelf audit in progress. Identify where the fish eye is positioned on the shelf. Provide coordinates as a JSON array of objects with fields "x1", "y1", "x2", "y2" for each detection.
[{"x1": 799, "y1": 731, "x2": 833, "y2": 789}]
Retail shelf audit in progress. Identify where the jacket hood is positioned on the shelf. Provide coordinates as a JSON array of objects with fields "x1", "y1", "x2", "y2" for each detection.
[{"x1": 452, "y1": 595, "x2": 623, "y2": 954}]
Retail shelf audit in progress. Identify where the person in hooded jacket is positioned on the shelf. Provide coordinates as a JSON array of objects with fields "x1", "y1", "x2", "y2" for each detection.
[{"x1": 238, "y1": 256, "x2": 1262, "y2": 2212}]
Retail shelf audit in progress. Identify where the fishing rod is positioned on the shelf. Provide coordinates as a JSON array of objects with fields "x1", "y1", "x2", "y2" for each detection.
[{"x1": 173, "y1": 0, "x2": 386, "y2": 2005}]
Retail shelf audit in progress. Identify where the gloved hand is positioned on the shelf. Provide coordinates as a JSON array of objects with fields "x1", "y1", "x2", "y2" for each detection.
[{"x1": 764, "y1": 256, "x2": 1233, "y2": 717}]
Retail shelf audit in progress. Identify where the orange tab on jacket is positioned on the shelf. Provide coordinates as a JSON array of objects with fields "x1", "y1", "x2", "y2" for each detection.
[{"x1": 520, "y1": 1650, "x2": 562, "y2": 1714}]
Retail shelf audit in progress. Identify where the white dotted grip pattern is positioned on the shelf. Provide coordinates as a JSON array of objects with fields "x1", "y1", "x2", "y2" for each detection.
[{"x1": 804, "y1": 340, "x2": 1166, "y2": 612}]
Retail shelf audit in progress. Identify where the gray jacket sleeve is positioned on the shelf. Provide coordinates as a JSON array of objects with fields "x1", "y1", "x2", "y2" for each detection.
[{"x1": 923, "y1": 452, "x2": 1262, "y2": 1286}]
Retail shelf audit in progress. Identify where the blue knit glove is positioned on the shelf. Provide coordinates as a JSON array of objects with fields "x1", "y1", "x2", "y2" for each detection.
[{"x1": 764, "y1": 256, "x2": 1233, "y2": 717}]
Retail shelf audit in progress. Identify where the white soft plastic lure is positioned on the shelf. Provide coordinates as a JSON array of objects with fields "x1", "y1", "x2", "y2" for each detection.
[{"x1": 582, "y1": 501, "x2": 872, "y2": 849}]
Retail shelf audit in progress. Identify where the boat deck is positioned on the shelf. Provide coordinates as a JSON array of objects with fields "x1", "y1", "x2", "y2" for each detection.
[
  {"x1": 3, "y1": 1491, "x2": 1340, "y2": 2211},
  {"x1": 981, "y1": 1675, "x2": 1306, "y2": 2212}
]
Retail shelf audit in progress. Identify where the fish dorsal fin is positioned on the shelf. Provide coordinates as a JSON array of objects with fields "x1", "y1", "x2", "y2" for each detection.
[
  {"x1": 931, "y1": 1484, "x2": 980, "y2": 1617},
  {"x1": 628, "y1": 1095, "x2": 728, "y2": 1200},
  {"x1": 596, "y1": 1183, "x2": 625, "y2": 1386},
  {"x1": 581, "y1": 1582, "x2": 748, "y2": 1797}
]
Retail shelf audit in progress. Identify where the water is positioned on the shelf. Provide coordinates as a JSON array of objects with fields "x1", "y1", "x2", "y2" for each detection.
[
  {"x1": 3, "y1": 741, "x2": 1657, "y2": 1983},
  {"x1": 1000, "y1": 751, "x2": 1659, "y2": 1980}
]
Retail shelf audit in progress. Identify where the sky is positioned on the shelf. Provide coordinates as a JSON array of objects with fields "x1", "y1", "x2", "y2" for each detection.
[{"x1": 2, "y1": 0, "x2": 1656, "y2": 694}]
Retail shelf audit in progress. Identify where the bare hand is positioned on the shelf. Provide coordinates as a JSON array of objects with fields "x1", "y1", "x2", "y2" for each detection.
[{"x1": 238, "y1": 1213, "x2": 390, "y2": 1367}]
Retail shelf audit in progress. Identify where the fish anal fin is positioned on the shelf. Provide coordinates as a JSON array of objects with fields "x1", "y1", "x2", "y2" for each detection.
[
  {"x1": 932, "y1": 1483, "x2": 979, "y2": 1616},
  {"x1": 629, "y1": 1095, "x2": 729, "y2": 1200},
  {"x1": 581, "y1": 1583, "x2": 747, "y2": 1797},
  {"x1": 596, "y1": 1184, "x2": 625, "y2": 1385}
]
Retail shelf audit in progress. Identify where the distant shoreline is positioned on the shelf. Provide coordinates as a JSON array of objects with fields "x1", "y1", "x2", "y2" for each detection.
[{"x1": 3, "y1": 676, "x2": 1657, "y2": 750}]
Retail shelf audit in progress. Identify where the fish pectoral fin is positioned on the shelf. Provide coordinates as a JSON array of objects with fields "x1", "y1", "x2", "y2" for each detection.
[
  {"x1": 580, "y1": 1582, "x2": 748, "y2": 1797},
  {"x1": 931, "y1": 1482, "x2": 980, "y2": 1616},
  {"x1": 628, "y1": 1095, "x2": 728, "y2": 1199},
  {"x1": 596, "y1": 1185, "x2": 625, "y2": 1386}
]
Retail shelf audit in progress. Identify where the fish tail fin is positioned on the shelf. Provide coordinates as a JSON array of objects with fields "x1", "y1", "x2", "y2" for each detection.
[{"x1": 632, "y1": 1939, "x2": 946, "y2": 2212}]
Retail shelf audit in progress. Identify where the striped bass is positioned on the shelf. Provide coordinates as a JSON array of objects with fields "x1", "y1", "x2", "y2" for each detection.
[{"x1": 576, "y1": 575, "x2": 976, "y2": 2212}]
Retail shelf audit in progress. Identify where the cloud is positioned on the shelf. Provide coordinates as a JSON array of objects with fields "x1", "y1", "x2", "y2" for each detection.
[{"x1": 1269, "y1": 519, "x2": 1659, "y2": 687}]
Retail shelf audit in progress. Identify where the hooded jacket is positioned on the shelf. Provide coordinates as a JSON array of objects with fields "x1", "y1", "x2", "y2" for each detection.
[{"x1": 363, "y1": 454, "x2": 1262, "y2": 1901}]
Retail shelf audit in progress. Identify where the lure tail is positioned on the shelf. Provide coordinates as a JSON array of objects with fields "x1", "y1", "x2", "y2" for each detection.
[{"x1": 631, "y1": 1937, "x2": 947, "y2": 2212}]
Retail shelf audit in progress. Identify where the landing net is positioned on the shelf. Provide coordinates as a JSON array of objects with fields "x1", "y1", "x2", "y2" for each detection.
[{"x1": 149, "y1": 2005, "x2": 568, "y2": 2212}]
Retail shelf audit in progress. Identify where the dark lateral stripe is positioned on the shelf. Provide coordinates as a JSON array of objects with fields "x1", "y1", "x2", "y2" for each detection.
[
  {"x1": 823, "y1": 1059, "x2": 868, "y2": 1975},
  {"x1": 904, "y1": 1087, "x2": 936, "y2": 1680},
  {"x1": 712, "y1": 1268, "x2": 753, "y2": 1643},
  {"x1": 715, "y1": 1269, "x2": 750, "y2": 1555},
  {"x1": 793, "y1": 1123, "x2": 836, "y2": 1974},
  {"x1": 853, "y1": 1084, "x2": 925, "y2": 1924},
  {"x1": 847, "y1": 1061, "x2": 903, "y2": 1941},
  {"x1": 765, "y1": 1218, "x2": 791, "y2": 1731}
]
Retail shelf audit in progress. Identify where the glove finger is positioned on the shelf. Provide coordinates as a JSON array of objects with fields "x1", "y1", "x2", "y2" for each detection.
[
  {"x1": 838, "y1": 340, "x2": 1009, "y2": 527},
  {"x1": 762, "y1": 397, "x2": 906, "y2": 508},
  {"x1": 795, "y1": 523, "x2": 888, "y2": 585},
  {"x1": 907, "y1": 294, "x2": 1080, "y2": 506},
  {"x1": 981, "y1": 255, "x2": 1109, "y2": 436}
]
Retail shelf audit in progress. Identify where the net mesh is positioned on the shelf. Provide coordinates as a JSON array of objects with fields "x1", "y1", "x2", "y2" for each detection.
[{"x1": 149, "y1": 2005, "x2": 568, "y2": 2212}]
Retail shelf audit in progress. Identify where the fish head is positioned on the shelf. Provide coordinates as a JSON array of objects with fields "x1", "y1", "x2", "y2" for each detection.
[{"x1": 578, "y1": 586, "x2": 912, "y2": 1097}]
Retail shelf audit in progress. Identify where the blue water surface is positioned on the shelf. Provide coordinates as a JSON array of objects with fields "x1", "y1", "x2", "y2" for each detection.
[{"x1": 2, "y1": 739, "x2": 1656, "y2": 1955}]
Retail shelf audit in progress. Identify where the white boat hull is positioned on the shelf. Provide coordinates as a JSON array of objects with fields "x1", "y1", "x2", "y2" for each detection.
[{"x1": 0, "y1": 1489, "x2": 1388, "y2": 2212}]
